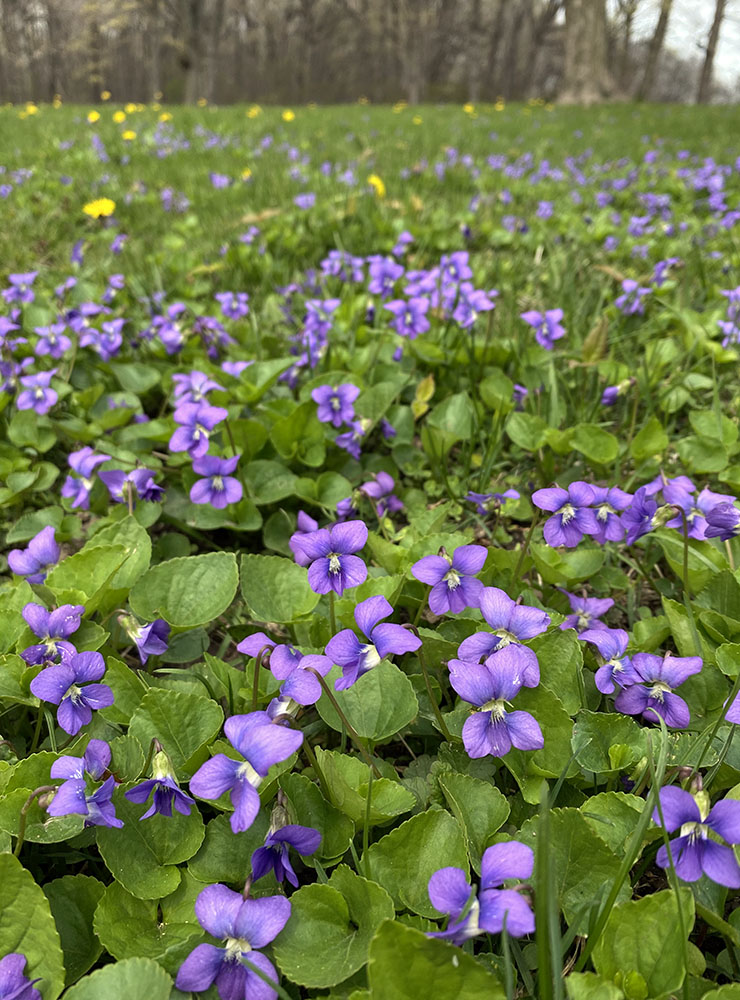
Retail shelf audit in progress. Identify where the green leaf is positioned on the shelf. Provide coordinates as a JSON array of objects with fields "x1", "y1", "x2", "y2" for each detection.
[
  {"x1": 426, "y1": 393, "x2": 475, "y2": 441},
  {"x1": 272, "y1": 865, "x2": 394, "y2": 988},
  {"x1": 437, "y1": 771, "x2": 510, "y2": 873},
  {"x1": 530, "y1": 543, "x2": 605, "y2": 586},
  {"x1": 505, "y1": 411, "x2": 549, "y2": 451},
  {"x1": 127, "y1": 688, "x2": 223, "y2": 776},
  {"x1": 0, "y1": 581, "x2": 35, "y2": 654},
  {"x1": 45, "y1": 543, "x2": 127, "y2": 609},
  {"x1": 245, "y1": 459, "x2": 299, "y2": 504},
  {"x1": 97, "y1": 784, "x2": 205, "y2": 899},
  {"x1": 93, "y1": 880, "x2": 202, "y2": 976},
  {"x1": 530, "y1": 628, "x2": 584, "y2": 715},
  {"x1": 188, "y1": 812, "x2": 269, "y2": 884},
  {"x1": 0, "y1": 751, "x2": 84, "y2": 843},
  {"x1": 630, "y1": 417, "x2": 668, "y2": 462},
  {"x1": 504, "y1": 686, "x2": 576, "y2": 803},
  {"x1": 316, "y1": 748, "x2": 415, "y2": 826},
  {"x1": 100, "y1": 657, "x2": 148, "y2": 725},
  {"x1": 111, "y1": 362, "x2": 164, "y2": 393},
  {"x1": 0, "y1": 853, "x2": 65, "y2": 999},
  {"x1": 580, "y1": 793, "x2": 645, "y2": 857},
  {"x1": 240, "y1": 553, "x2": 320, "y2": 623},
  {"x1": 592, "y1": 889, "x2": 694, "y2": 998},
  {"x1": 572, "y1": 712, "x2": 647, "y2": 774},
  {"x1": 43, "y1": 875, "x2": 105, "y2": 985},
  {"x1": 129, "y1": 552, "x2": 238, "y2": 627},
  {"x1": 279, "y1": 771, "x2": 355, "y2": 860},
  {"x1": 566, "y1": 972, "x2": 626, "y2": 1000},
  {"x1": 518, "y1": 807, "x2": 628, "y2": 932},
  {"x1": 86, "y1": 515, "x2": 151, "y2": 590},
  {"x1": 62, "y1": 957, "x2": 173, "y2": 1000},
  {"x1": 367, "y1": 919, "x2": 505, "y2": 1000},
  {"x1": 317, "y1": 662, "x2": 418, "y2": 741},
  {"x1": 571, "y1": 423, "x2": 619, "y2": 465},
  {"x1": 362, "y1": 807, "x2": 468, "y2": 917}
]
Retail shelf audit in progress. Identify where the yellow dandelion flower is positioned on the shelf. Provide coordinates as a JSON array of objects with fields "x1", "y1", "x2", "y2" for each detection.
[
  {"x1": 412, "y1": 115, "x2": 422, "y2": 125},
  {"x1": 358, "y1": 96, "x2": 369, "y2": 105},
  {"x1": 282, "y1": 109, "x2": 295, "y2": 122},
  {"x1": 392, "y1": 101, "x2": 407, "y2": 114},
  {"x1": 83, "y1": 197, "x2": 116, "y2": 219},
  {"x1": 247, "y1": 105, "x2": 261, "y2": 118},
  {"x1": 494, "y1": 99, "x2": 505, "y2": 112},
  {"x1": 113, "y1": 110, "x2": 126, "y2": 123},
  {"x1": 125, "y1": 102, "x2": 137, "y2": 113},
  {"x1": 52, "y1": 95, "x2": 62, "y2": 108},
  {"x1": 121, "y1": 130, "x2": 136, "y2": 140},
  {"x1": 367, "y1": 174, "x2": 386, "y2": 198},
  {"x1": 154, "y1": 91, "x2": 163, "y2": 100},
  {"x1": 463, "y1": 102, "x2": 475, "y2": 114},
  {"x1": 159, "y1": 111, "x2": 172, "y2": 122},
  {"x1": 197, "y1": 97, "x2": 208, "y2": 107},
  {"x1": 151, "y1": 102, "x2": 161, "y2": 111},
  {"x1": 307, "y1": 102, "x2": 317, "y2": 110},
  {"x1": 87, "y1": 110, "x2": 100, "y2": 123},
  {"x1": 101, "y1": 90, "x2": 111, "y2": 101},
  {"x1": 241, "y1": 167, "x2": 252, "y2": 181},
  {"x1": 25, "y1": 102, "x2": 38, "y2": 115}
]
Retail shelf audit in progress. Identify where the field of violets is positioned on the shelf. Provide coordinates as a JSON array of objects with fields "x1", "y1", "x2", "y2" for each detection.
[{"x1": 3, "y1": 97, "x2": 740, "y2": 1000}]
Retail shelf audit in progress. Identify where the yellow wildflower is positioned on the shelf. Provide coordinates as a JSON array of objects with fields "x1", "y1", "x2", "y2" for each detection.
[
  {"x1": 367, "y1": 174, "x2": 386, "y2": 198},
  {"x1": 101, "y1": 90, "x2": 111, "y2": 101},
  {"x1": 247, "y1": 105, "x2": 261, "y2": 118},
  {"x1": 87, "y1": 110, "x2": 100, "y2": 123},
  {"x1": 241, "y1": 167, "x2": 252, "y2": 181},
  {"x1": 463, "y1": 102, "x2": 475, "y2": 114},
  {"x1": 159, "y1": 112, "x2": 172, "y2": 122},
  {"x1": 122, "y1": 130, "x2": 136, "y2": 141},
  {"x1": 197, "y1": 97, "x2": 208, "y2": 107},
  {"x1": 83, "y1": 197, "x2": 116, "y2": 219},
  {"x1": 113, "y1": 110, "x2": 126, "y2": 123},
  {"x1": 282, "y1": 109, "x2": 295, "y2": 122},
  {"x1": 412, "y1": 115, "x2": 422, "y2": 125},
  {"x1": 125, "y1": 102, "x2": 137, "y2": 113}
]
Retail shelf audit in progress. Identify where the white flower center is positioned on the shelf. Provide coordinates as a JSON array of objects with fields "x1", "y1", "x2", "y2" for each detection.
[
  {"x1": 679, "y1": 821, "x2": 708, "y2": 843},
  {"x1": 359, "y1": 643, "x2": 382, "y2": 672},
  {"x1": 328, "y1": 553, "x2": 342, "y2": 574},
  {"x1": 237, "y1": 761, "x2": 262, "y2": 788},
  {"x1": 444, "y1": 568, "x2": 461, "y2": 589},
  {"x1": 212, "y1": 475, "x2": 224, "y2": 491},
  {"x1": 558, "y1": 503, "x2": 576, "y2": 524},
  {"x1": 493, "y1": 629, "x2": 516, "y2": 647},
  {"x1": 649, "y1": 681, "x2": 672, "y2": 702},
  {"x1": 224, "y1": 936, "x2": 251, "y2": 961},
  {"x1": 481, "y1": 697, "x2": 506, "y2": 720}
]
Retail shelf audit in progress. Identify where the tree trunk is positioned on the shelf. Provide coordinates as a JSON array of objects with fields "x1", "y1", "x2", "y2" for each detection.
[
  {"x1": 696, "y1": 0, "x2": 727, "y2": 104},
  {"x1": 635, "y1": 0, "x2": 673, "y2": 100},
  {"x1": 559, "y1": 0, "x2": 615, "y2": 104},
  {"x1": 619, "y1": 0, "x2": 637, "y2": 89}
]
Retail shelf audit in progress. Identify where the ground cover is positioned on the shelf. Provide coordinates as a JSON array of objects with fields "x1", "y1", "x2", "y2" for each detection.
[{"x1": 1, "y1": 98, "x2": 740, "y2": 999}]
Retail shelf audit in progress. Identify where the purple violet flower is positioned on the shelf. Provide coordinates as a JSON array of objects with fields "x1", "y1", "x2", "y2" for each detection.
[
  {"x1": 61, "y1": 447, "x2": 111, "y2": 509},
  {"x1": 428, "y1": 842, "x2": 535, "y2": 943},
  {"x1": 251, "y1": 813, "x2": 321, "y2": 887},
  {"x1": 48, "y1": 741, "x2": 122, "y2": 829},
  {"x1": 360, "y1": 471, "x2": 403, "y2": 517},
  {"x1": 169, "y1": 402, "x2": 228, "y2": 459},
  {"x1": 125, "y1": 746, "x2": 194, "y2": 820},
  {"x1": 99, "y1": 468, "x2": 164, "y2": 505},
  {"x1": 455, "y1": 587, "x2": 550, "y2": 687},
  {"x1": 384, "y1": 298, "x2": 430, "y2": 339},
  {"x1": 174, "y1": 885, "x2": 290, "y2": 998},
  {"x1": 520, "y1": 309, "x2": 566, "y2": 350},
  {"x1": 34, "y1": 323, "x2": 71, "y2": 359},
  {"x1": 336, "y1": 419, "x2": 367, "y2": 460},
  {"x1": 311, "y1": 383, "x2": 360, "y2": 428},
  {"x1": 450, "y1": 653, "x2": 544, "y2": 758},
  {"x1": 16, "y1": 370, "x2": 57, "y2": 415},
  {"x1": 7, "y1": 526, "x2": 60, "y2": 583},
  {"x1": 288, "y1": 511, "x2": 320, "y2": 567},
  {"x1": 298, "y1": 521, "x2": 368, "y2": 596},
  {"x1": 3, "y1": 271, "x2": 38, "y2": 305},
  {"x1": 215, "y1": 291, "x2": 250, "y2": 320},
  {"x1": 326, "y1": 595, "x2": 422, "y2": 691},
  {"x1": 412, "y1": 544, "x2": 487, "y2": 615},
  {"x1": 654, "y1": 787, "x2": 740, "y2": 888},
  {"x1": 0, "y1": 953, "x2": 42, "y2": 1000},
  {"x1": 558, "y1": 590, "x2": 614, "y2": 633},
  {"x1": 119, "y1": 614, "x2": 170, "y2": 665},
  {"x1": 21, "y1": 602, "x2": 84, "y2": 666},
  {"x1": 590, "y1": 486, "x2": 633, "y2": 543},
  {"x1": 579, "y1": 627, "x2": 632, "y2": 694},
  {"x1": 275, "y1": 653, "x2": 333, "y2": 707},
  {"x1": 614, "y1": 652, "x2": 702, "y2": 728},
  {"x1": 621, "y1": 486, "x2": 659, "y2": 545},
  {"x1": 190, "y1": 454, "x2": 243, "y2": 508},
  {"x1": 705, "y1": 502, "x2": 740, "y2": 541},
  {"x1": 189, "y1": 712, "x2": 303, "y2": 833},
  {"x1": 531, "y1": 482, "x2": 599, "y2": 548},
  {"x1": 664, "y1": 485, "x2": 735, "y2": 541},
  {"x1": 30, "y1": 651, "x2": 114, "y2": 735},
  {"x1": 615, "y1": 278, "x2": 651, "y2": 315},
  {"x1": 465, "y1": 490, "x2": 520, "y2": 516}
]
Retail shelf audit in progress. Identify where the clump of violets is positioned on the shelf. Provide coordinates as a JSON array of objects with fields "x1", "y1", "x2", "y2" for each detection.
[
  {"x1": 0, "y1": 954, "x2": 42, "y2": 1000},
  {"x1": 520, "y1": 308, "x2": 565, "y2": 350},
  {"x1": 456, "y1": 587, "x2": 549, "y2": 687},
  {"x1": 175, "y1": 884, "x2": 290, "y2": 997},
  {"x1": 326, "y1": 595, "x2": 422, "y2": 691},
  {"x1": 99, "y1": 467, "x2": 164, "y2": 505},
  {"x1": 654, "y1": 785, "x2": 740, "y2": 887},
  {"x1": 30, "y1": 650, "x2": 114, "y2": 735},
  {"x1": 125, "y1": 742, "x2": 194, "y2": 820},
  {"x1": 532, "y1": 482, "x2": 599, "y2": 548},
  {"x1": 294, "y1": 520, "x2": 368, "y2": 596},
  {"x1": 190, "y1": 454, "x2": 243, "y2": 508},
  {"x1": 615, "y1": 278, "x2": 651, "y2": 316},
  {"x1": 189, "y1": 712, "x2": 303, "y2": 833},
  {"x1": 465, "y1": 489, "x2": 519, "y2": 517},
  {"x1": 428, "y1": 842, "x2": 535, "y2": 943},
  {"x1": 449, "y1": 656, "x2": 544, "y2": 759},
  {"x1": 311, "y1": 383, "x2": 360, "y2": 428},
  {"x1": 8, "y1": 525, "x2": 60, "y2": 583},
  {"x1": 412, "y1": 544, "x2": 487, "y2": 615},
  {"x1": 360, "y1": 471, "x2": 403, "y2": 518},
  {"x1": 614, "y1": 652, "x2": 702, "y2": 729}
]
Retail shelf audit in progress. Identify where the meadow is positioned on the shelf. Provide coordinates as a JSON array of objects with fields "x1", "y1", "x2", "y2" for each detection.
[{"x1": 2, "y1": 97, "x2": 740, "y2": 999}]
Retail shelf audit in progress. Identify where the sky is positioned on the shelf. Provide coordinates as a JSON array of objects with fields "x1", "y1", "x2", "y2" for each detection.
[{"x1": 624, "y1": 0, "x2": 740, "y2": 86}]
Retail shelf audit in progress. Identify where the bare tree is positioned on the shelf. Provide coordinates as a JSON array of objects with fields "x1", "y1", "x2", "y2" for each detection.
[
  {"x1": 635, "y1": 0, "x2": 674, "y2": 100},
  {"x1": 696, "y1": 0, "x2": 728, "y2": 103},
  {"x1": 559, "y1": 0, "x2": 616, "y2": 104}
]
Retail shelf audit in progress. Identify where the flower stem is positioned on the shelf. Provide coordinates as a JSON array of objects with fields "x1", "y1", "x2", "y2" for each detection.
[
  {"x1": 252, "y1": 645, "x2": 272, "y2": 713},
  {"x1": 404, "y1": 624, "x2": 451, "y2": 741},
  {"x1": 309, "y1": 669, "x2": 380, "y2": 777},
  {"x1": 328, "y1": 591, "x2": 337, "y2": 635},
  {"x1": 14, "y1": 785, "x2": 56, "y2": 857},
  {"x1": 29, "y1": 705, "x2": 44, "y2": 754},
  {"x1": 299, "y1": 734, "x2": 331, "y2": 800},
  {"x1": 511, "y1": 515, "x2": 538, "y2": 589}
]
